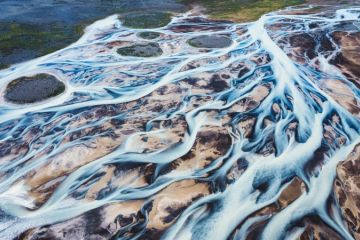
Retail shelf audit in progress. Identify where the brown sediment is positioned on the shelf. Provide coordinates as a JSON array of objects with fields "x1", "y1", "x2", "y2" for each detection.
[
  {"x1": 230, "y1": 177, "x2": 306, "y2": 238},
  {"x1": 238, "y1": 117, "x2": 256, "y2": 139},
  {"x1": 286, "y1": 121, "x2": 298, "y2": 139},
  {"x1": 272, "y1": 103, "x2": 281, "y2": 114},
  {"x1": 124, "y1": 129, "x2": 183, "y2": 153},
  {"x1": 85, "y1": 165, "x2": 116, "y2": 200},
  {"x1": 21, "y1": 102, "x2": 229, "y2": 207},
  {"x1": 26, "y1": 136, "x2": 121, "y2": 189},
  {"x1": 297, "y1": 215, "x2": 343, "y2": 240},
  {"x1": 20, "y1": 179, "x2": 209, "y2": 239},
  {"x1": 250, "y1": 53, "x2": 272, "y2": 66},
  {"x1": 105, "y1": 40, "x2": 131, "y2": 49},
  {"x1": 19, "y1": 200, "x2": 144, "y2": 240},
  {"x1": 320, "y1": 79, "x2": 360, "y2": 117},
  {"x1": 323, "y1": 121, "x2": 347, "y2": 147},
  {"x1": 102, "y1": 200, "x2": 144, "y2": 227},
  {"x1": 331, "y1": 31, "x2": 360, "y2": 89},
  {"x1": 147, "y1": 179, "x2": 210, "y2": 229},
  {"x1": 272, "y1": 25, "x2": 360, "y2": 118},
  {"x1": 180, "y1": 72, "x2": 231, "y2": 94},
  {"x1": 179, "y1": 53, "x2": 231, "y2": 72},
  {"x1": 277, "y1": 177, "x2": 306, "y2": 209},
  {"x1": 240, "y1": 205, "x2": 277, "y2": 240},
  {"x1": 226, "y1": 156, "x2": 248, "y2": 182},
  {"x1": 171, "y1": 126, "x2": 231, "y2": 173},
  {"x1": 17, "y1": 116, "x2": 229, "y2": 236},
  {"x1": 229, "y1": 84, "x2": 270, "y2": 113},
  {"x1": 289, "y1": 33, "x2": 317, "y2": 60},
  {"x1": 241, "y1": 177, "x2": 328, "y2": 240},
  {"x1": 0, "y1": 142, "x2": 28, "y2": 165},
  {"x1": 334, "y1": 143, "x2": 360, "y2": 239},
  {"x1": 15, "y1": 80, "x2": 188, "y2": 206}
]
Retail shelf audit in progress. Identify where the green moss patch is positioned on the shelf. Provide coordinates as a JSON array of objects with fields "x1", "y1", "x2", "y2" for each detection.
[
  {"x1": 120, "y1": 12, "x2": 172, "y2": 29},
  {"x1": 4, "y1": 74, "x2": 65, "y2": 104},
  {"x1": 182, "y1": 0, "x2": 305, "y2": 22},
  {"x1": 188, "y1": 35, "x2": 232, "y2": 48},
  {"x1": 0, "y1": 22, "x2": 84, "y2": 55},
  {"x1": 117, "y1": 43, "x2": 163, "y2": 57},
  {"x1": 0, "y1": 22, "x2": 86, "y2": 66},
  {"x1": 138, "y1": 31, "x2": 161, "y2": 39},
  {"x1": 0, "y1": 63, "x2": 10, "y2": 70}
]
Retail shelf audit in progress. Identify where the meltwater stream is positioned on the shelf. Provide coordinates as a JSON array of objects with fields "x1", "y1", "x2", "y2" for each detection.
[{"x1": 0, "y1": 5, "x2": 360, "y2": 240}]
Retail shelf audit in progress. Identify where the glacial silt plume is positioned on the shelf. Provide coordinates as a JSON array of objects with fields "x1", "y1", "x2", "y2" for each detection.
[{"x1": 0, "y1": 5, "x2": 359, "y2": 240}]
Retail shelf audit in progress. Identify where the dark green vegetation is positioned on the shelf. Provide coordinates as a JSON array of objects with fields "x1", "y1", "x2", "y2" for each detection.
[
  {"x1": 4, "y1": 74, "x2": 65, "y2": 104},
  {"x1": 182, "y1": 0, "x2": 305, "y2": 21},
  {"x1": 117, "y1": 43, "x2": 163, "y2": 57},
  {"x1": 188, "y1": 35, "x2": 233, "y2": 48},
  {"x1": 0, "y1": 10, "x2": 171, "y2": 69},
  {"x1": 119, "y1": 12, "x2": 172, "y2": 28},
  {"x1": 0, "y1": 63, "x2": 10, "y2": 69},
  {"x1": 0, "y1": 0, "x2": 328, "y2": 70},
  {"x1": 0, "y1": 22, "x2": 85, "y2": 69},
  {"x1": 0, "y1": 0, "x2": 185, "y2": 69},
  {"x1": 138, "y1": 31, "x2": 161, "y2": 40}
]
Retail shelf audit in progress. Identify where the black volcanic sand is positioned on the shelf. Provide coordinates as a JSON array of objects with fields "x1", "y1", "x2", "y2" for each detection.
[
  {"x1": 4, "y1": 74, "x2": 65, "y2": 104},
  {"x1": 138, "y1": 31, "x2": 161, "y2": 40},
  {"x1": 117, "y1": 43, "x2": 163, "y2": 57},
  {"x1": 188, "y1": 35, "x2": 232, "y2": 48}
]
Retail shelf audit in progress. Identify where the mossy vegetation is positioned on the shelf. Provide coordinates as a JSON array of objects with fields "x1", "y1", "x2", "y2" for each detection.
[
  {"x1": 119, "y1": 12, "x2": 172, "y2": 29},
  {"x1": 188, "y1": 35, "x2": 232, "y2": 48},
  {"x1": 0, "y1": 22, "x2": 85, "y2": 55},
  {"x1": 0, "y1": 22, "x2": 86, "y2": 67},
  {"x1": 0, "y1": 0, "x2": 308, "y2": 68},
  {"x1": 0, "y1": 63, "x2": 10, "y2": 70},
  {"x1": 138, "y1": 31, "x2": 161, "y2": 40},
  {"x1": 4, "y1": 74, "x2": 65, "y2": 104},
  {"x1": 0, "y1": 11, "x2": 170, "y2": 66},
  {"x1": 182, "y1": 0, "x2": 305, "y2": 22},
  {"x1": 117, "y1": 43, "x2": 163, "y2": 57}
]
